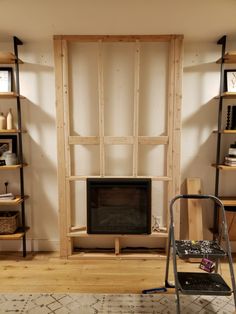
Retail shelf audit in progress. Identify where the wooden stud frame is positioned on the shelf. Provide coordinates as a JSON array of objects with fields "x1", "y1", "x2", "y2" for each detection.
[{"x1": 54, "y1": 34, "x2": 183, "y2": 258}]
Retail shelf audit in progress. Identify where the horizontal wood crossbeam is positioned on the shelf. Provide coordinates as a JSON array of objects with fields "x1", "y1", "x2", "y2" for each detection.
[
  {"x1": 53, "y1": 35, "x2": 183, "y2": 42},
  {"x1": 67, "y1": 175, "x2": 172, "y2": 181},
  {"x1": 68, "y1": 136, "x2": 169, "y2": 145}
]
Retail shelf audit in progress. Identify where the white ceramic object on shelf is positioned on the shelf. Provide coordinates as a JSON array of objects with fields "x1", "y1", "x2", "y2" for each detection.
[{"x1": 6, "y1": 108, "x2": 13, "y2": 130}]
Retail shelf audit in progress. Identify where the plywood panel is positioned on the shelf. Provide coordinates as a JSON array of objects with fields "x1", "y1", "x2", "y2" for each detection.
[{"x1": 186, "y1": 178, "x2": 203, "y2": 240}]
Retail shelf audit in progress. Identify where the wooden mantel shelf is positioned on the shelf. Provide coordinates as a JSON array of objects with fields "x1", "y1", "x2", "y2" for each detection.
[{"x1": 68, "y1": 230, "x2": 168, "y2": 238}]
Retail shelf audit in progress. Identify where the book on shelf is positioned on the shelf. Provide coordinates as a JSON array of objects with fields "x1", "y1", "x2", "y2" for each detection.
[
  {"x1": 224, "y1": 155, "x2": 236, "y2": 166},
  {"x1": 0, "y1": 193, "x2": 15, "y2": 200}
]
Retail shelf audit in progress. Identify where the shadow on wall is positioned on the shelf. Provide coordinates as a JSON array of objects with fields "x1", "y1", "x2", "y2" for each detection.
[
  {"x1": 20, "y1": 57, "x2": 59, "y2": 251},
  {"x1": 23, "y1": 96, "x2": 59, "y2": 249}
]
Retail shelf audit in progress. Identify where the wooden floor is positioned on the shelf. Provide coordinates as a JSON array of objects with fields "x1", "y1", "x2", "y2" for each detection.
[{"x1": 0, "y1": 252, "x2": 235, "y2": 294}]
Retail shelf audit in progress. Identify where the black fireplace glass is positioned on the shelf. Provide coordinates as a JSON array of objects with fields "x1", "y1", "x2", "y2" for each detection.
[{"x1": 87, "y1": 178, "x2": 151, "y2": 234}]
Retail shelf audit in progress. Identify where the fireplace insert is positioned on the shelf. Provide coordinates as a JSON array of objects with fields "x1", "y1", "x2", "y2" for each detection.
[{"x1": 87, "y1": 178, "x2": 151, "y2": 234}]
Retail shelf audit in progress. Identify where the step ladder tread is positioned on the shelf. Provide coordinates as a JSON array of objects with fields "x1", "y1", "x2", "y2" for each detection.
[
  {"x1": 177, "y1": 272, "x2": 232, "y2": 296},
  {"x1": 175, "y1": 240, "x2": 226, "y2": 258}
]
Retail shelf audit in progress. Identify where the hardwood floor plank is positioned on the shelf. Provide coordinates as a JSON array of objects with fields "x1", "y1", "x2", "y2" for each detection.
[{"x1": 0, "y1": 252, "x2": 235, "y2": 293}]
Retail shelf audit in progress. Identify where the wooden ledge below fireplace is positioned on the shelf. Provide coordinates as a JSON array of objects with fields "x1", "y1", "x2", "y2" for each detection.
[{"x1": 66, "y1": 230, "x2": 168, "y2": 260}]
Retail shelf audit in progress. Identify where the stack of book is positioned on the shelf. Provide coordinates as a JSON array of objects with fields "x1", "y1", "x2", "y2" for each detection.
[
  {"x1": 225, "y1": 156, "x2": 236, "y2": 166},
  {"x1": 0, "y1": 193, "x2": 15, "y2": 201}
]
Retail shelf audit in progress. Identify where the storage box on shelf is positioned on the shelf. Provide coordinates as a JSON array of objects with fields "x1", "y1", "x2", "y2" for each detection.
[{"x1": 0, "y1": 37, "x2": 29, "y2": 256}]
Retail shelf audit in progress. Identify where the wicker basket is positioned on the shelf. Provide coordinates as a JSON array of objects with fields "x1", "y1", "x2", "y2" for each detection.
[{"x1": 0, "y1": 211, "x2": 19, "y2": 234}]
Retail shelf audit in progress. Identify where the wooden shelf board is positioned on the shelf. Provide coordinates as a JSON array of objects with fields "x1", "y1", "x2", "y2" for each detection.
[
  {"x1": 219, "y1": 197, "x2": 236, "y2": 206},
  {"x1": 0, "y1": 92, "x2": 25, "y2": 99},
  {"x1": 213, "y1": 130, "x2": 236, "y2": 134},
  {"x1": 0, "y1": 164, "x2": 28, "y2": 170},
  {"x1": 68, "y1": 230, "x2": 168, "y2": 238},
  {"x1": 0, "y1": 52, "x2": 23, "y2": 64},
  {"x1": 0, "y1": 227, "x2": 29, "y2": 240},
  {"x1": 68, "y1": 175, "x2": 172, "y2": 181},
  {"x1": 1, "y1": 129, "x2": 19, "y2": 134},
  {"x1": 221, "y1": 92, "x2": 236, "y2": 98},
  {"x1": 216, "y1": 52, "x2": 236, "y2": 64},
  {"x1": 0, "y1": 195, "x2": 29, "y2": 206},
  {"x1": 212, "y1": 164, "x2": 236, "y2": 170}
]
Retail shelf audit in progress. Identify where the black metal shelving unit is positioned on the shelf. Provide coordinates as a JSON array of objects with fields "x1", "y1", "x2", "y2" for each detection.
[
  {"x1": 165, "y1": 194, "x2": 236, "y2": 314},
  {"x1": 0, "y1": 36, "x2": 28, "y2": 257},
  {"x1": 213, "y1": 35, "x2": 236, "y2": 235}
]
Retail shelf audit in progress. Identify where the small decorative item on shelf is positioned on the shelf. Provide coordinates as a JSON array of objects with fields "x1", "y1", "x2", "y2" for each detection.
[
  {"x1": 3, "y1": 152, "x2": 17, "y2": 165},
  {"x1": 0, "y1": 112, "x2": 6, "y2": 130},
  {"x1": 6, "y1": 108, "x2": 13, "y2": 130},
  {"x1": 224, "y1": 142, "x2": 236, "y2": 166},
  {"x1": 225, "y1": 105, "x2": 236, "y2": 130}
]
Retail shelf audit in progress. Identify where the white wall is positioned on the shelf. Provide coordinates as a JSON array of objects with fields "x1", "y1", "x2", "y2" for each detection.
[{"x1": 0, "y1": 38, "x2": 235, "y2": 251}]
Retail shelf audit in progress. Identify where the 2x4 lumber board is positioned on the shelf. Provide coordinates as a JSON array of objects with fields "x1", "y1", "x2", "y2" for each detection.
[
  {"x1": 186, "y1": 178, "x2": 203, "y2": 240},
  {"x1": 166, "y1": 38, "x2": 175, "y2": 238},
  {"x1": 98, "y1": 41, "x2": 105, "y2": 176},
  {"x1": 224, "y1": 212, "x2": 236, "y2": 240},
  {"x1": 138, "y1": 136, "x2": 169, "y2": 145},
  {"x1": 115, "y1": 238, "x2": 120, "y2": 255},
  {"x1": 166, "y1": 36, "x2": 183, "y2": 240},
  {"x1": 62, "y1": 40, "x2": 71, "y2": 177},
  {"x1": 104, "y1": 136, "x2": 134, "y2": 145},
  {"x1": 132, "y1": 41, "x2": 140, "y2": 176},
  {"x1": 53, "y1": 35, "x2": 183, "y2": 42},
  {"x1": 54, "y1": 38, "x2": 71, "y2": 258},
  {"x1": 62, "y1": 40, "x2": 73, "y2": 256},
  {"x1": 172, "y1": 36, "x2": 183, "y2": 239},
  {"x1": 69, "y1": 136, "x2": 100, "y2": 145},
  {"x1": 69, "y1": 136, "x2": 168, "y2": 145},
  {"x1": 68, "y1": 175, "x2": 171, "y2": 181}
]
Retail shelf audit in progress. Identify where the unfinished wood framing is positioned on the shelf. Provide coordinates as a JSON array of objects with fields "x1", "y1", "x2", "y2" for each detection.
[{"x1": 54, "y1": 34, "x2": 183, "y2": 258}]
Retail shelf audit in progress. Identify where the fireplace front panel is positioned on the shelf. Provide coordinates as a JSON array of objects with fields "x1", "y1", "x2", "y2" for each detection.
[{"x1": 87, "y1": 178, "x2": 151, "y2": 234}]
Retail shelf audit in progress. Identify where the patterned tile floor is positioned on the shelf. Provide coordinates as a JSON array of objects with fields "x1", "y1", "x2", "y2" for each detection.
[{"x1": 0, "y1": 293, "x2": 235, "y2": 314}]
